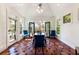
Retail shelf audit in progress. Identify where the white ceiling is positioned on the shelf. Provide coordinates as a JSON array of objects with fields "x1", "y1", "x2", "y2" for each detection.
[
  {"x1": 6, "y1": 3, "x2": 78, "y2": 19},
  {"x1": 7, "y1": 3, "x2": 54, "y2": 18}
]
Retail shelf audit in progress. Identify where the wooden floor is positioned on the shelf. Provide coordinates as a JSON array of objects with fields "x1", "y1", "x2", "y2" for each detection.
[{"x1": 0, "y1": 38, "x2": 75, "y2": 55}]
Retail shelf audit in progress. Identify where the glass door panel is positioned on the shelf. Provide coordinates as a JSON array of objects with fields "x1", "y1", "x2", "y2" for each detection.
[
  {"x1": 45, "y1": 22, "x2": 50, "y2": 37},
  {"x1": 8, "y1": 17, "x2": 16, "y2": 41},
  {"x1": 29, "y1": 22, "x2": 35, "y2": 37}
]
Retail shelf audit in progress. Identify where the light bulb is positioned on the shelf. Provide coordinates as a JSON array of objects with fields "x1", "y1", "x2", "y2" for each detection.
[
  {"x1": 37, "y1": 6, "x2": 40, "y2": 8},
  {"x1": 40, "y1": 9, "x2": 43, "y2": 13},
  {"x1": 36, "y1": 9, "x2": 41, "y2": 13},
  {"x1": 36, "y1": 8, "x2": 43, "y2": 13}
]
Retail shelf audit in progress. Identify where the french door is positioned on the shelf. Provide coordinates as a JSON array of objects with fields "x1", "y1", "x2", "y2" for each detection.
[
  {"x1": 29, "y1": 22, "x2": 35, "y2": 37},
  {"x1": 45, "y1": 22, "x2": 50, "y2": 37},
  {"x1": 8, "y1": 17, "x2": 16, "y2": 41}
]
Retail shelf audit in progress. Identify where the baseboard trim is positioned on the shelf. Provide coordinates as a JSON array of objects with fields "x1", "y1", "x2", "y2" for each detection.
[{"x1": 0, "y1": 38, "x2": 23, "y2": 54}]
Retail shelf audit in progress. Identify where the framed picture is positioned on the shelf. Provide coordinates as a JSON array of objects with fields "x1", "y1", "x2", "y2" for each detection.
[{"x1": 63, "y1": 13, "x2": 71, "y2": 23}]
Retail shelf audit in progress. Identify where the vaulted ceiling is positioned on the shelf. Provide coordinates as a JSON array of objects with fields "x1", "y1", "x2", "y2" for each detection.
[
  {"x1": 7, "y1": 3, "x2": 54, "y2": 19},
  {"x1": 6, "y1": 3, "x2": 78, "y2": 20}
]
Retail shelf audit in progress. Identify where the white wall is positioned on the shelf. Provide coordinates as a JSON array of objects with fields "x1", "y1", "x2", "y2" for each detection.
[
  {"x1": 0, "y1": 4, "x2": 7, "y2": 52},
  {"x1": 60, "y1": 23, "x2": 79, "y2": 49},
  {"x1": 22, "y1": 16, "x2": 55, "y2": 32},
  {"x1": 0, "y1": 4, "x2": 23, "y2": 52},
  {"x1": 51, "y1": 4, "x2": 79, "y2": 49}
]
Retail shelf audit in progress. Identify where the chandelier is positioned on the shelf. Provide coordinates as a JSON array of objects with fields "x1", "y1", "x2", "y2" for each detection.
[{"x1": 36, "y1": 3, "x2": 43, "y2": 13}]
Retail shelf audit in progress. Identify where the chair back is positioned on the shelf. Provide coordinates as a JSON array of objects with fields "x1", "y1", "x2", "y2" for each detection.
[
  {"x1": 50, "y1": 30, "x2": 56, "y2": 36},
  {"x1": 23, "y1": 30, "x2": 29, "y2": 36},
  {"x1": 34, "y1": 35, "x2": 45, "y2": 48}
]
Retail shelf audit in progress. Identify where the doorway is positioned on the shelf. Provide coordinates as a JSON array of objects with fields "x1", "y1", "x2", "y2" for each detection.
[
  {"x1": 45, "y1": 22, "x2": 50, "y2": 37},
  {"x1": 29, "y1": 22, "x2": 35, "y2": 37},
  {"x1": 8, "y1": 17, "x2": 16, "y2": 42}
]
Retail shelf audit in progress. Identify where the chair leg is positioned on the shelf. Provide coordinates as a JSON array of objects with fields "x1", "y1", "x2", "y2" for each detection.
[
  {"x1": 35, "y1": 48, "x2": 38, "y2": 55},
  {"x1": 35, "y1": 48, "x2": 36, "y2": 55},
  {"x1": 75, "y1": 49, "x2": 77, "y2": 55},
  {"x1": 42, "y1": 47, "x2": 44, "y2": 55}
]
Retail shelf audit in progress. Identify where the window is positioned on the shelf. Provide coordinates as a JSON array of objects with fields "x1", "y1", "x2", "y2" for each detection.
[{"x1": 8, "y1": 17, "x2": 16, "y2": 41}]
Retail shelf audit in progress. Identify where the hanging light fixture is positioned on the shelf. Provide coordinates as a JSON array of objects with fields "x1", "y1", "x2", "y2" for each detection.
[{"x1": 36, "y1": 3, "x2": 43, "y2": 13}]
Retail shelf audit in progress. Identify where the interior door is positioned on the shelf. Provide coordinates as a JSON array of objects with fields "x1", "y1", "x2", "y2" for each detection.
[
  {"x1": 29, "y1": 22, "x2": 35, "y2": 37},
  {"x1": 45, "y1": 22, "x2": 50, "y2": 37}
]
